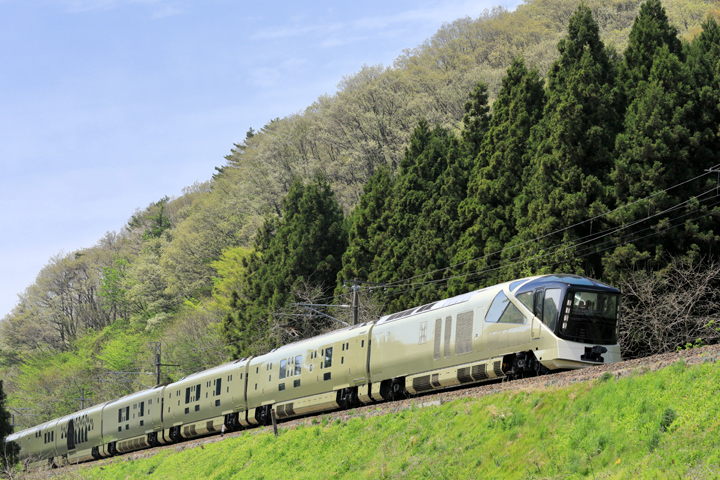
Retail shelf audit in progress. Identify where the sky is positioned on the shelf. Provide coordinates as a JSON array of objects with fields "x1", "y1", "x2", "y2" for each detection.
[{"x1": 0, "y1": 0, "x2": 523, "y2": 319}]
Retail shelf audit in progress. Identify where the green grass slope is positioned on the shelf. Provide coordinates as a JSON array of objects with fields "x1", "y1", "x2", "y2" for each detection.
[{"x1": 38, "y1": 356, "x2": 720, "y2": 479}]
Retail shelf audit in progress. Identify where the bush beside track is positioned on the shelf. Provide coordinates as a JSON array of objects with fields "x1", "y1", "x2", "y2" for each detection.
[{"x1": 21, "y1": 345, "x2": 720, "y2": 479}]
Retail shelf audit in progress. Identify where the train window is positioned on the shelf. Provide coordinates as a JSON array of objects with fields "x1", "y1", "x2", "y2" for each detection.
[
  {"x1": 294, "y1": 379, "x2": 301, "y2": 388},
  {"x1": 279, "y1": 383, "x2": 285, "y2": 391},
  {"x1": 486, "y1": 291, "x2": 509, "y2": 323},
  {"x1": 324, "y1": 348, "x2": 333, "y2": 368},
  {"x1": 499, "y1": 302, "x2": 525, "y2": 324},
  {"x1": 255, "y1": 384, "x2": 257, "y2": 390},
  {"x1": 256, "y1": 367, "x2": 259, "y2": 374},
  {"x1": 341, "y1": 357, "x2": 344, "y2": 364},
  {"x1": 517, "y1": 292, "x2": 533, "y2": 311},
  {"x1": 195, "y1": 405, "x2": 200, "y2": 412},
  {"x1": 185, "y1": 388, "x2": 191, "y2": 404},
  {"x1": 294, "y1": 355, "x2": 302, "y2": 375},
  {"x1": 126, "y1": 406, "x2": 130, "y2": 422},
  {"x1": 543, "y1": 289, "x2": 561, "y2": 331},
  {"x1": 215, "y1": 378, "x2": 222, "y2": 396},
  {"x1": 118, "y1": 427, "x2": 122, "y2": 433},
  {"x1": 185, "y1": 408, "x2": 189, "y2": 415},
  {"x1": 533, "y1": 291, "x2": 544, "y2": 319},
  {"x1": 280, "y1": 359, "x2": 287, "y2": 379},
  {"x1": 140, "y1": 402, "x2": 144, "y2": 417},
  {"x1": 324, "y1": 372, "x2": 331, "y2": 381},
  {"x1": 196, "y1": 384, "x2": 201, "y2": 401},
  {"x1": 361, "y1": 340, "x2": 365, "y2": 348},
  {"x1": 342, "y1": 344, "x2": 345, "y2": 351},
  {"x1": 444, "y1": 317, "x2": 452, "y2": 358},
  {"x1": 215, "y1": 400, "x2": 220, "y2": 407},
  {"x1": 118, "y1": 409, "x2": 122, "y2": 423},
  {"x1": 434, "y1": 318, "x2": 442, "y2": 360}
]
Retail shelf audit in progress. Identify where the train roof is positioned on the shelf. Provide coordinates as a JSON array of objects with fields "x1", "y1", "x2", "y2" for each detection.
[{"x1": 509, "y1": 274, "x2": 620, "y2": 293}]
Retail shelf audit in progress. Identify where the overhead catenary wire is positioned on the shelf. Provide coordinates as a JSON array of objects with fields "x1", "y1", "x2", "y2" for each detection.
[{"x1": 378, "y1": 169, "x2": 717, "y2": 289}]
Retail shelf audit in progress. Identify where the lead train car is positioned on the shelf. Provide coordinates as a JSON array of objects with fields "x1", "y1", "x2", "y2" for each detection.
[{"x1": 7, "y1": 274, "x2": 621, "y2": 468}]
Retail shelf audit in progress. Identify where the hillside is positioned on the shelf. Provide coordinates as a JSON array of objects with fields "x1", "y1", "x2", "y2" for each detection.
[
  {"x1": 3, "y1": 0, "x2": 720, "y2": 434},
  {"x1": 21, "y1": 346, "x2": 720, "y2": 479}
]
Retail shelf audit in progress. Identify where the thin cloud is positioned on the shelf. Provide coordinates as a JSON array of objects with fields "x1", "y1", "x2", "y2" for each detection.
[
  {"x1": 250, "y1": 1, "x2": 518, "y2": 47},
  {"x1": 58, "y1": 0, "x2": 177, "y2": 14}
]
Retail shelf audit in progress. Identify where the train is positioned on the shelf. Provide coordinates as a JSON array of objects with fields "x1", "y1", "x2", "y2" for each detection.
[{"x1": 6, "y1": 274, "x2": 622, "y2": 469}]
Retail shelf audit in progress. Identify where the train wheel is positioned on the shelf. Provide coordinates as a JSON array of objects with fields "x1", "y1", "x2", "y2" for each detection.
[
  {"x1": 255, "y1": 405, "x2": 272, "y2": 426},
  {"x1": 169, "y1": 426, "x2": 182, "y2": 443},
  {"x1": 380, "y1": 378, "x2": 408, "y2": 402},
  {"x1": 224, "y1": 413, "x2": 241, "y2": 432}
]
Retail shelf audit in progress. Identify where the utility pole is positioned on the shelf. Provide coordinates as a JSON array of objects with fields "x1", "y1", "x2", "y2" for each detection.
[
  {"x1": 342, "y1": 279, "x2": 386, "y2": 325},
  {"x1": 75, "y1": 389, "x2": 92, "y2": 410},
  {"x1": 149, "y1": 342, "x2": 180, "y2": 386}
]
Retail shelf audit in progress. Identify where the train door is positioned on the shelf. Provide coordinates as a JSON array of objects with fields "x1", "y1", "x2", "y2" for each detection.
[{"x1": 66, "y1": 419, "x2": 75, "y2": 451}]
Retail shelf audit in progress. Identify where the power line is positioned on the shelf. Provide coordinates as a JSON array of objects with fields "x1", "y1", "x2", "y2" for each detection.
[{"x1": 378, "y1": 169, "x2": 716, "y2": 289}]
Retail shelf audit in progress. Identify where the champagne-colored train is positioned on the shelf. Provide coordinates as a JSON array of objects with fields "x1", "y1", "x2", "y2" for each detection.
[{"x1": 7, "y1": 274, "x2": 622, "y2": 469}]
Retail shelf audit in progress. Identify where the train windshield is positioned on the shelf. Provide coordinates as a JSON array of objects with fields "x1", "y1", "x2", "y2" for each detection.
[{"x1": 558, "y1": 290, "x2": 619, "y2": 345}]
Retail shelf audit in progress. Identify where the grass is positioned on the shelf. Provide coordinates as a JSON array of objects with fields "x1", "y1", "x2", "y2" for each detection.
[{"x1": 34, "y1": 358, "x2": 720, "y2": 479}]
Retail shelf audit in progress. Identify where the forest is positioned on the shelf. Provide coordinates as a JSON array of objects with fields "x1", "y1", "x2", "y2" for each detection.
[{"x1": 2, "y1": 0, "x2": 720, "y2": 430}]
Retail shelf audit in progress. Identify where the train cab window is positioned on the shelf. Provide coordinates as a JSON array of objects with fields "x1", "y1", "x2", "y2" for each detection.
[
  {"x1": 517, "y1": 292, "x2": 533, "y2": 311},
  {"x1": 533, "y1": 291, "x2": 544, "y2": 319},
  {"x1": 485, "y1": 291, "x2": 526, "y2": 324},
  {"x1": 294, "y1": 355, "x2": 302, "y2": 375},
  {"x1": 324, "y1": 348, "x2": 333, "y2": 368},
  {"x1": 280, "y1": 359, "x2": 287, "y2": 379},
  {"x1": 543, "y1": 289, "x2": 561, "y2": 331}
]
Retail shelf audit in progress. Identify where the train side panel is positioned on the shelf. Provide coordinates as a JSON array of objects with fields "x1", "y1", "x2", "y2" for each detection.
[
  {"x1": 101, "y1": 385, "x2": 165, "y2": 455},
  {"x1": 246, "y1": 324, "x2": 372, "y2": 423},
  {"x1": 162, "y1": 359, "x2": 248, "y2": 441}
]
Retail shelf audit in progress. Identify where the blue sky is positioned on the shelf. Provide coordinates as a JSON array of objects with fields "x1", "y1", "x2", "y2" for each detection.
[{"x1": 0, "y1": 0, "x2": 522, "y2": 319}]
